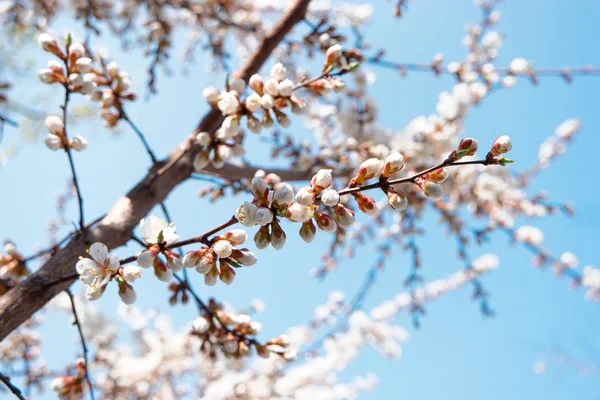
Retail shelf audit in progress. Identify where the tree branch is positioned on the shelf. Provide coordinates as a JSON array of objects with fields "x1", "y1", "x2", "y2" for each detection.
[{"x1": 0, "y1": 0, "x2": 312, "y2": 342}]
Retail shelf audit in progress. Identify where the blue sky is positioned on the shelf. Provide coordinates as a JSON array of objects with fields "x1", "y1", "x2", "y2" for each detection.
[{"x1": 2, "y1": 0, "x2": 600, "y2": 399}]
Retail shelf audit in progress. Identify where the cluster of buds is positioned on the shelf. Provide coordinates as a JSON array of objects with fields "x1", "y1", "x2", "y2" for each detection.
[
  {"x1": 0, "y1": 241, "x2": 28, "y2": 296},
  {"x1": 38, "y1": 33, "x2": 96, "y2": 96},
  {"x1": 50, "y1": 358, "x2": 87, "y2": 399},
  {"x1": 136, "y1": 216, "x2": 182, "y2": 282},
  {"x1": 37, "y1": 32, "x2": 135, "y2": 129},
  {"x1": 203, "y1": 62, "x2": 306, "y2": 138},
  {"x1": 44, "y1": 116, "x2": 87, "y2": 151},
  {"x1": 183, "y1": 229, "x2": 257, "y2": 286},
  {"x1": 76, "y1": 242, "x2": 140, "y2": 303},
  {"x1": 190, "y1": 300, "x2": 295, "y2": 361},
  {"x1": 193, "y1": 129, "x2": 245, "y2": 171}
]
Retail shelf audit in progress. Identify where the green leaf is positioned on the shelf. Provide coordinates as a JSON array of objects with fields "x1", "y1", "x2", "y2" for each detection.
[
  {"x1": 499, "y1": 157, "x2": 515, "y2": 166},
  {"x1": 65, "y1": 33, "x2": 72, "y2": 48}
]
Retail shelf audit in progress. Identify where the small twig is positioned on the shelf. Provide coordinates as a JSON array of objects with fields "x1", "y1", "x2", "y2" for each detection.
[
  {"x1": 119, "y1": 108, "x2": 158, "y2": 164},
  {"x1": 65, "y1": 289, "x2": 95, "y2": 400},
  {"x1": 0, "y1": 372, "x2": 26, "y2": 400}
]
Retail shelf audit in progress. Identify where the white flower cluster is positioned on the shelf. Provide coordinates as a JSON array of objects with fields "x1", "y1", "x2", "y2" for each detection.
[
  {"x1": 75, "y1": 242, "x2": 139, "y2": 304},
  {"x1": 44, "y1": 116, "x2": 87, "y2": 151},
  {"x1": 183, "y1": 229, "x2": 257, "y2": 286},
  {"x1": 38, "y1": 33, "x2": 135, "y2": 130},
  {"x1": 513, "y1": 225, "x2": 544, "y2": 247},
  {"x1": 136, "y1": 216, "x2": 182, "y2": 282},
  {"x1": 537, "y1": 118, "x2": 582, "y2": 169}
]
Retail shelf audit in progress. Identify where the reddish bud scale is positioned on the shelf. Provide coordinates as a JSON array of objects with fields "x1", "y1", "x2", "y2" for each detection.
[
  {"x1": 353, "y1": 192, "x2": 377, "y2": 215},
  {"x1": 422, "y1": 168, "x2": 449, "y2": 183}
]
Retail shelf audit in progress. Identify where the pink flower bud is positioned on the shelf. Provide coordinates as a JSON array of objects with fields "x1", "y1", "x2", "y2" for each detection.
[
  {"x1": 324, "y1": 44, "x2": 342, "y2": 69},
  {"x1": 286, "y1": 202, "x2": 314, "y2": 222},
  {"x1": 490, "y1": 135, "x2": 512, "y2": 156},
  {"x1": 183, "y1": 249, "x2": 207, "y2": 268},
  {"x1": 254, "y1": 225, "x2": 271, "y2": 249},
  {"x1": 387, "y1": 190, "x2": 408, "y2": 211},
  {"x1": 354, "y1": 193, "x2": 378, "y2": 216},
  {"x1": 381, "y1": 152, "x2": 404, "y2": 177},
  {"x1": 45, "y1": 134, "x2": 63, "y2": 151},
  {"x1": 204, "y1": 267, "x2": 219, "y2": 286},
  {"x1": 315, "y1": 211, "x2": 337, "y2": 232},
  {"x1": 203, "y1": 86, "x2": 219, "y2": 104},
  {"x1": 456, "y1": 138, "x2": 479, "y2": 159},
  {"x1": 38, "y1": 33, "x2": 62, "y2": 56},
  {"x1": 355, "y1": 158, "x2": 383, "y2": 184},
  {"x1": 136, "y1": 249, "x2": 157, "y2": 268},
  {"x1": 422, "y1": 167, "x2": 449, "y2": 183},
  {"x1": 69, "y1": 135, "x2": 88, "y2": 151},
  {"x1": 299, "y1": 220, "x2": 317, "y2": 243},
  {"x1": 221, "y1": 229, "x2": 247, "y2": 245},
  {"x1": 334, "y1": 204, "x2": 355, "y2": 228},
  {"x1": 153, "y1": 260, "x2": 174, "y2": 282},
  {"x1": 39, "y1": 68, "x2": 58, "y2": 84},
  {"x1": 255, "y1": 207, "x2": 274, "y2": 226}
]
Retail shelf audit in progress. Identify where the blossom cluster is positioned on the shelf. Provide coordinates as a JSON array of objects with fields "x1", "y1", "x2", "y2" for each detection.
[
  {"x1": 136, "y1": 216, "x2": 182, "y2": 282},
  {"x1": 191, "y1": 300, "x2": 295, "y2": 361},
  {"x1": 183, "y1": 229, "x2": 257, "y2": 286},
  {"x1": 38, "y1": 32, "x2": 136, "y2": 134},
  {"x1": 50, "y1": 358, "x2": 87, "y2": 399},
  {"x1": 76, "y1": 242, "x2": 139, "y2": 303},
  {"x1": 0, "y1": 241, "x2": 28, "y2": 295}
]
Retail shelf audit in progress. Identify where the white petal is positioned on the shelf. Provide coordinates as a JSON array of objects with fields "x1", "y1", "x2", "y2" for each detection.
[{"x1": 90, "y1": 242, "x2": 108, "y2": 264}]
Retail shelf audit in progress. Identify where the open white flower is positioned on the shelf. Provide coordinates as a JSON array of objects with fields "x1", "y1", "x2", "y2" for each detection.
[
  {"x1": 140, "y1": 216, "x2": 179, "y2": 245},
  {"x1": 76, "y1": 242, "x2": 119, "y2": 299}
]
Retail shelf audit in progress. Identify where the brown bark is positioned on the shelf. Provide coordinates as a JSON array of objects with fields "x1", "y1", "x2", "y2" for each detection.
[{"x1": 0, "y1": 0, "x2": 311, "y2": 342}]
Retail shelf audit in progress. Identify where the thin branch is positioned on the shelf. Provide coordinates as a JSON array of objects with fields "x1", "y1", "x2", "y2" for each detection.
[
  {"x1": 65, "y1": 289, "x2": 95, "y2": 400},
  {"x1": 119, "y1": 108, "x2": 158, "y2": 164},
  {"x1": 0, "y1": 372, "x2": 26, "y2": 400},
  {"x1": 60, "y1": 75, "x2": 85, "y2": 230}
]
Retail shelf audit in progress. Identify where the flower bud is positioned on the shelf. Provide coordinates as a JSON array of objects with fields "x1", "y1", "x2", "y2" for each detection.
[
  {"x1": 311, "y1": 169, "x2": 333, "y2": 191},
  {"x1": 45, "y1": 116, "x2": 64, "y2": 136},
  {"x1": 296, "y1": 187, "x2": 315, "y2": 206},
  {"x1": 193, "y1": 316, "x2": 210, "y2": 333},
  {"x1": 278, "y1": 79, "x2": 294, "y2": 97},
  {"x1": 106, "y1": 61, "x2": 119, "y2": 77},
  {"x1": 251, "y1": 177, "x2": 268, "y2": 199},
  {"x1": 249, "y1": 74, "x2": 264, "y2": 94},
  {"x1": 166, "y1": 252, "x2": 183, "y2": 272},
  {"x1": 354, "y1": 192, "x2": 378, "y2": 216},
  {"x1": 69, "y1": 43, "x2": 85, "y2": 60},
  {"x1": 229, "y1": 79, "x2": 245, "y2": 94},
  {"x1": 45, "y1": 134, "x2": 63, "y2": 151},
  {"x1": 334, "y1": 204, "x2": 355, "y2": 228},
  {"x1": 455, "y1": 138, "x2": 479, "y2": 159},
  {"x1": 137, "y1": 250, "x2": 156, "y2": 268},
  {"x1": 254, "y1": 225, "x2": 271, "y2": 249},
  {"x1": 274, "y1": 183, "x2": 294, "y2": 207},
  {"x1": 320, "y1": 188, "x2": 340, "y2": 207},
  {"x1": 219, "y1": 262, "x2": 236, "y2": 285},
  {"x1": 387, "y1": 190, "x2": 408, "y2": 211},
  {"x1": 423, "y1": 167, "x2": 449, "y2": 183},
  {"x1": 75, "y1": 57, "x2": 92, "y2": 74},
  {"x1": 270, "y1": 63, "x2": 286, "y2": 81},
  {"x1": 38, "y1": 33, "x2": 62, "y2": 56},
  {"x1": 69, "y1": 135, "x2": 88, "y2": 151},
  {"x1": 417, "y1": 179, "x2": 444, "y2": 200},
  {"x1": 118, "y1": 282, "x2": 137, "y2": 305},
  {"x1": 39, "y1": 69, "x2": 58, "y2": 84},
  {"x1": 196, "y1": 131, "x2": 211, "y2": 146},
  {"x1": 298, "y1": 220, "x2": 316, "y2": 243},
  {"x1": 270, "y1": 221, "x2": 286, "y2": 250},
  {"x1": 315, "y1": 211, "x2": 337, "y2": 232},
  {"x1": 193, "y1": 151, "x2": 210, "y2": 171},
  {"x1": 324, "y1": 44, "x2": 342, "y2": 69},
  {"x1": 355, "y1": 158, "x2": 383, "y2": 183},
  {"x1": 381, "y1": 152, "x2": 404, "y2": 177},
  {"x1": 213, "y1": 240, "x2": 233, "y2": 258},
  {"x1": 490, "y1": 135, "x2": 512, "y2": 156},
  {"x1": 245, "y1": 93, "x2": 262, "y2": 113},
  {"x1": 204, "y1": 267, "x2": 218, "y2": 286},
  {"x1": 286, "y1": 202, "x2": 314, "y2": 223},
  {"x1": 255, "y1": 208, "x2": 274, "y2": 226},
  {"x1": 264, "y1": 78, "x2": 280, "y2": 97},
  {"x1": 231, "y1": 249, "x2": 257, "y2": 266},
  {"x1": 203, "y1": 86, "x2": 219, "y2": 104},
  {"x1": 121, "y1": 265, "x2": 141, "y2": 282}
]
